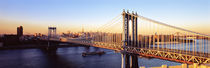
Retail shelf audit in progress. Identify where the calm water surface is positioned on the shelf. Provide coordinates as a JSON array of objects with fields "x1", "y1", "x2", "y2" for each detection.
[{"x1": 0, "y1": 46, "x2": 181, "y2": 68}]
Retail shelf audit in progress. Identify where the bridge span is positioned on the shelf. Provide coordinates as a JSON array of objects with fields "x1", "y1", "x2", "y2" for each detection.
[{"x1": 48, "y1": 10, "x2": 210, "y2": 68}]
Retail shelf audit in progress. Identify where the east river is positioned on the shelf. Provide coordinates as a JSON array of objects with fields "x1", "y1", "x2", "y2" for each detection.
[{"x1": 0, "y1": 45, "x2": 181, "y2": 68}]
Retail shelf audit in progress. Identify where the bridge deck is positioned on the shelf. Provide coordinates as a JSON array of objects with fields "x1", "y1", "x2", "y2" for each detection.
[{"x1": 49, "y1": 38, "x2": 210, "y2": 64}]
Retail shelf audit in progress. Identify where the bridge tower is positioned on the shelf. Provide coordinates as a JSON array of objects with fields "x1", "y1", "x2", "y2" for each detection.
[
  {"x1": 48, "y1": 27, "x2": 57, "y2": 38},
  {"x1": 47, "y1": 27, "x2": 57, "y2": 52},
  {"x1": 121, "y1": 9, "x2": 139, "y2": 68}
]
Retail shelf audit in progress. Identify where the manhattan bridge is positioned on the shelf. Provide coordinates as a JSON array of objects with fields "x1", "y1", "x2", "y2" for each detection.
[{"x1": 49, "y1": 10, "x2": 210, "y2": 68}]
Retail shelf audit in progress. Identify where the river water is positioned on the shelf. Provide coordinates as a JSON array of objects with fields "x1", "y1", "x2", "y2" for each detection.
[{"x1": 0, "y1": 45, "x2": 181, "y2": 68}]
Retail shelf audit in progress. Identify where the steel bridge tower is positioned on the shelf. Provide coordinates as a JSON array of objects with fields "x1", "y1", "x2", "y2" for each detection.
[
  {"x1": 121, "y1": 9, "x2": 139, "y2": 68},
  {"x1": 48, "y1": 27, "x2": 57, "y2": 38},
  {"x1": 47, "y1": 27, "x2": 58, "y2": 51}
]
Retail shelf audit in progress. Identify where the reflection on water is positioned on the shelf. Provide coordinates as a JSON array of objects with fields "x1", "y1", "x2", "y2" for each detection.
[{"x1": 0, "y1": 46, "x2": 181, "y2": 68}]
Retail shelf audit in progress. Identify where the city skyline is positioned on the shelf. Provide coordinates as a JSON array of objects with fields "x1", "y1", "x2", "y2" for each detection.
[{"x1": 0, "y1": 0, "x2": 209, "y2": 35}]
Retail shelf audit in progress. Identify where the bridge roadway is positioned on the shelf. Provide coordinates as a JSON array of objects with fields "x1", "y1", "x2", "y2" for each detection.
[{"x1": 50, "y1": 38, "x2": 210, "y2": 64}]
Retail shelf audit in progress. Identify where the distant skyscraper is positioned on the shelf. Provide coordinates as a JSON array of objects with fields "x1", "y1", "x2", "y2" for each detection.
[{"x1": 17, "y1": 26, "x2": 23, "y2": 37}]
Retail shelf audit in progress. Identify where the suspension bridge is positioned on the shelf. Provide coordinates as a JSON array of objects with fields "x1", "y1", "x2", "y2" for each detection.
[{"x1": 48, "y1": 10, "x2": 210, "y2": 68}]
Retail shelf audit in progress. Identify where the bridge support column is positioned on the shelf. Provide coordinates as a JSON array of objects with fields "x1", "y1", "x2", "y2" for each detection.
[
  {"x1": 121, "y1": 53, "x2": 130, "y2": 68},
  {"x1": 121, "y1": 53, "x2": 139, "y2": 68},
  {"x1": 121, "y1": 9, "x2": 139, "y2": 68},
  {"x1": 131, "y1": 12, "x2": 138, "y2": 47},
  {"x1": 130, "y1": 54, "x2": 139, "y2": 68},
  {"x1": 47, "y1": 27, "x2": 58, "y2": 52}
]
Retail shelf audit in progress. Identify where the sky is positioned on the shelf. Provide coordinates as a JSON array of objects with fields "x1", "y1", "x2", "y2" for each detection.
[{"x1": 0, "y1": 0, "x2": 209, "y2": 35}]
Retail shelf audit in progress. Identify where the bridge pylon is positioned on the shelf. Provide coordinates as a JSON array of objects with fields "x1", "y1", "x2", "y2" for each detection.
[
  {"x1": 121, "y1": 9, "x2": 139, "y2": 68},
  {"x1": 46, "y1": 27, "x2": 58, "y2": 52}
]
